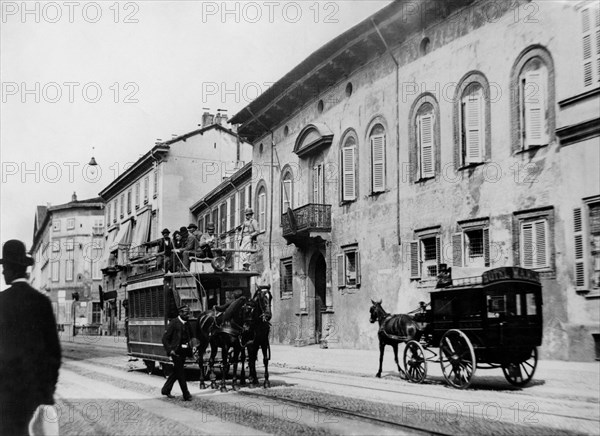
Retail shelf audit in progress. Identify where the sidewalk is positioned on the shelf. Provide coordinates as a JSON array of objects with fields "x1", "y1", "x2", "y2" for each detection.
[{"x1": 60, "y1": 333, "x2": 600, "y2": 391}]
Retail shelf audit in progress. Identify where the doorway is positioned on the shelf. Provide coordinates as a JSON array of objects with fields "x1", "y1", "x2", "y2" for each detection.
[{"x1": 311, "y1": 252, "x2": 327, "y2": 342}]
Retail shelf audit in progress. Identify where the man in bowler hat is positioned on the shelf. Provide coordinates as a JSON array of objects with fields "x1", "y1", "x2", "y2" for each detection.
[
  {"x1": 148, "y1": 228, "x2": 173, "y2": 272},
  {"x1": 0, "y1": 240, "x2": 62, "y2": 435},
  {"x1": 161, "y1": 305, "x2": 193, "y2": 401}
]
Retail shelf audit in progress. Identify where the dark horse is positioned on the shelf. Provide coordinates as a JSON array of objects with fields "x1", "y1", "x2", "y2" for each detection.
[
  {"x1": 195, "y1": 297, "x2": 250, "y2": 391},
  {"x1": 243, "y1": 286, "x2": 273, "y2": 388},
  {"x1": 369, "y1": 299, "x2": 420, "y2": 378}
]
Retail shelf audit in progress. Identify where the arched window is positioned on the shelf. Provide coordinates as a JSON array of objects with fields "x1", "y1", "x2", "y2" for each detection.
[
  {"x1": 454, "y1": 71, "x2": 491, "y2": 168},
  {"x1": 256, "y1": 185, "x2": 267, "y2": 232},
  {"x1": 340, "y1": 132, "x2": 357, "y2": 202},
  {"x1": 510, "y1": 46, "x2": 555, "y2": 153},
  {"x1": 409, "y1": 93, "x2": 440, "y2": 182},
  {"x1": 281, "y1": 168, "x2": 294, "y2": 214},
  {"x1": 369, "y1": 124, "x2": 386, "y2": 193}
]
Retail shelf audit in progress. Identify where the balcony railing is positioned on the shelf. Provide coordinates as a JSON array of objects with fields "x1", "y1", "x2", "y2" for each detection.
[{"x1": 282, "y1": 203, "x2": 331, "y2": 239}]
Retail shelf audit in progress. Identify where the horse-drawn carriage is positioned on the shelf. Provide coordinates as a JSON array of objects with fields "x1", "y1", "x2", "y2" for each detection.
[{"x1": 371, "y1": 266, "x2": 543, "y2": 389}]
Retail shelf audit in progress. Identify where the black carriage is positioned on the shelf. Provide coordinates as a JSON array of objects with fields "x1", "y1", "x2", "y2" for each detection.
[
  {"x1": 126, "y1": 262, "x2": 257, "y2": 375},
  {"x1": 403, "y1": 266, "x2": 543, "y2": 388}
]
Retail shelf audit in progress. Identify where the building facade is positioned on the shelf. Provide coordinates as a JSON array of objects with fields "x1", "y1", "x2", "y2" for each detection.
[
  {"x1": 30, "y1": 193, "x2": 105, "y2": 335},
  {"x1": 98, "y1": 115, "x2": 252, "y2": 335},
  {"x1": 190, "y1": 162, "x2": 255, "y2": 271},
  {"x1": 231, "y1": 0, "x2": 600, "y2": 360}
]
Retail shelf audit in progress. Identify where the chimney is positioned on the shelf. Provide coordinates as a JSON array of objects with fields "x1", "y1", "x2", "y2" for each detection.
[
  {"x1": 202, "y1": 111, "x2": 215, "y2": 127},
  {"x1": 72, "y1": 191, "x2": 77, "y2": 202}
]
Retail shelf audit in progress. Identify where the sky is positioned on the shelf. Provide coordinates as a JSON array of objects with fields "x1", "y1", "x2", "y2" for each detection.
[{"x1": 0, "y1": 0, "x2": 392, "y2": 250}]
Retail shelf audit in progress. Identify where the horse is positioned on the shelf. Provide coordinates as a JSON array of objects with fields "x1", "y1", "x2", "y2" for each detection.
[
  {"x1": 369, "y1": 299, "x2": 420, "y2": 378},
  {"x1": 195, "y1": 297, "x2": 250, "y2": 392},
  {"x1": 243, "y1": 287, "x2": 273, "y2": 388}
]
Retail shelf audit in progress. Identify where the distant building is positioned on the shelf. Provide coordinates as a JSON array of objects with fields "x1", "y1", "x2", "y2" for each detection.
[
  {"x1": 30, "y1": 192, "x2": 105, "y2": 335},
  {"x1": 97, "y1": 113, "x2": 252, "y2": 335},
  {"x1": 231, "y1": 0, "x2": 600, "y2": 359}
]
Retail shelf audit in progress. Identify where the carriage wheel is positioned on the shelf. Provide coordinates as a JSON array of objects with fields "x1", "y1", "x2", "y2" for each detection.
[
  {"x1": 403, "y1": 341, "x2": 427, "y2": 383},
  {"x1": 502, "y1": 347, "x2": 538, "y2": 387},
  {"x1": 439, "y1": 329, "x2": 476, "y2": 389}
]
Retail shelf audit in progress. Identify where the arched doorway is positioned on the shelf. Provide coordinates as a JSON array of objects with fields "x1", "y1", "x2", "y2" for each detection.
[{"x1": 310, "y1": 252, "x2": 327, "y2": 342}]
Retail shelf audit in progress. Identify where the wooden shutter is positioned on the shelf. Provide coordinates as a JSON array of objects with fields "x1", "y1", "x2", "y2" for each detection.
[
  {"x1": 463, "y1": 88, "x2": 484, "y2": 164},
  {"x1": 258, "y1": 192, "x2": 266, "y2": 232},
  {"x1": 410, "y1": 241, "x2": 420, "y2": 279},
  {"x1": 574, "y1": 208, "x2": 587, "y2": 289},
  {"x1": 342, "y1": 147, "x2": 356, "y2": 201},
  {"x1": 436, "y1": 236, "x2": 441, "y2": 272},
  {"x1": 355, "y1": 251, "x2": 361, "y2": 286},
  {"x1": 521, "y1": 222, "x2": 534, "y2": 268},
  {"x1": 337, "y1": 253, "x2": 345, "y2": 287},
  {"x1": 524, "y1": 70, "x2": 548, "y2": 148},
  {"x1": 534, "y1": 220, "x2": 547, "y2": 268},
  {"x1": 282, "y1": 179, "x2": 292, "y2": 212},
  {"x1": 280, "y1": 260, "x2": 285, "y2": 295},
  {"x1": 239, "y1": 189, "x2": 245, "y2": 225},
  {"x1": 452, "y1": 233, "x2": 463, "y2": 267},
  {"x1": 418, "y1": 114, "x2": 435, "y2": 178},
  {"x1": 229, "y1": 196, "x2": 236, "y2": 230},
  {"x1": 371, "y1": 135, "x2": 385, "y2": 192},
  {"x1": 483, "y1": 227, "x2": 490, "y2": 267}
]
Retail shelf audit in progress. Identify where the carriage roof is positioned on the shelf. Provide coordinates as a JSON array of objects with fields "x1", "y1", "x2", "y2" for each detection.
[{"x1": 430, "y1": 266, "x2": 541, "y2": 295}]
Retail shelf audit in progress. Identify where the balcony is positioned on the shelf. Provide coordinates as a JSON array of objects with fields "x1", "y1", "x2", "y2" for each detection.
[{"x1": 282, "y1": 204, "x2": 331, "y2": 246}]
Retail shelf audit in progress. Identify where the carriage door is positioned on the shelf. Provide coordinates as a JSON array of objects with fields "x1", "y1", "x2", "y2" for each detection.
[{"x1": 312, "y1": 252, "x2": 327, "y2": 342}]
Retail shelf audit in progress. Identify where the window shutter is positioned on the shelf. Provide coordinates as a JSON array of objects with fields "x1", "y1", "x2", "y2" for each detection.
[
  {"x1": 282, "y1": 179, "x2": 292, "y2": 212},
  {"x1": 419, "y1": 114, "x2": 435, "y2": 178},
  {"x1": 410, "y1": 241, "x2": 420, "y2": 279},
  {"x1": 452, "y1": 233, "x2": 463, "y2": 267},
  {"x1": 342, "y1": 147, "x2": 356, "y2": 201},
  {"x1": 313, "y1": 166, "x2": 319, "y2": 203},
  {"x1": 483, "y1": 227, "x2": 490, "y2": 267},
  {"x1": 521, "y1": 222, "x2": 534, "y2": 268},
  {"x1": 436, "y1": 235, "x2": 441, "y2": 270},
  {"x1": 524, "y1": 70, "x2": 548, "y2": 148},
  {"x1": 355, "y1": 250, "x2": 361, "y2": 286},
  {"x1": 371, "y1": 135, "x2": 385, "y2": 192},
  {"x1": 535, "y1": 220, "x2": 548, "y2": 268},
  {"x1": 464, "y1": 88, "x2": 484, "y2": 164},
  {"x1": 337, "y1": 253, "x2": 345, "y2": 287},
  {"x1": 280, "y1": 261, "x2": 285, "y2": 295},
  {"x1": 239, "y1": 189, "x2": 245, "y2": 225},
  {"x1": 574, "y1": 208, "x2": 587, "y2": 290},
  {"x1": 258, "y1": 193, "x2": 266, "y2": 232}
]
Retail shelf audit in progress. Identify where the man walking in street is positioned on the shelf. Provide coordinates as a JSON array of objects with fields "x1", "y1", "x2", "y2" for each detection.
[
  {"x1": 161, "y1": 305, "x2": 193, "y2": 401},
  {"x1": 0, "y1": 239, "x2": 62, "y2": 435}
]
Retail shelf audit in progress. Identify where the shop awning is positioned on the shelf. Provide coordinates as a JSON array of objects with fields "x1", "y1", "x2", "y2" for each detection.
[
  {"x1": 100, "y1": 229, "x2": 118, "y2": 269},
  {"x1": 114, "y1": 219, "x2": 133, "y2": 249},
  {"x1": 130, "y1": 211, "x2": 151, "y2": 249}
]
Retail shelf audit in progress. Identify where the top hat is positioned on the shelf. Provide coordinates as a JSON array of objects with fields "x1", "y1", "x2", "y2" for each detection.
[
  {"x1": 0, "y1": 240, "x2": 34, "y2": 267},
  {"x1": 245, "y1": 208, "x2": 254, "y2": 215},
  {"x1": 161, "y1": 228, "x2": 170, "y2": 235}
]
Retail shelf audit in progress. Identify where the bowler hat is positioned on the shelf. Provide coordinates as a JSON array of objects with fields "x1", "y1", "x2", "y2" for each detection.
[
  {"x1": 0, "y1": 239, "x2": 34, "y2": 266},
  {"x1": 177, "y1": 304, "x2": 190, "y2": 312},
  {"x1": 187, "y1": 223, "x2": 198, "y2": 230},
  {"x1": 206, "y1": 222, "x2": 215, "y2": 230},
  {"x1": 245, "y1": 208, "x2": 254, "y2": 215},
  {"x1": 179, "y1": 226, "x2": 188, "y2": 234},
  {"x1": 161, "y1": 228, "x2": 170, "y2": 235}
]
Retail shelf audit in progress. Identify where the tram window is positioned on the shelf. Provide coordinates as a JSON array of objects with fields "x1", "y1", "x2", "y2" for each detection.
[
  {"x1": 526, "y1": 293, "x2": 537, "y2": 315},
  {"x1": 515, "y1": 294, "x2": 522, "y2": 316},
  {"x1": 487, "y1": 295, "x2": 506, "y2": 317}
]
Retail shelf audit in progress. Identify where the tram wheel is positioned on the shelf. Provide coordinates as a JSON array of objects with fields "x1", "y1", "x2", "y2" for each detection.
[
  {"x1": 143, "y1": 360, "x2": 156, "y2": 375},
  {"x1": 160, "y1": 362, "x2": 173, "y2": 379},
  {"x1": 439, "y1": 329, "x2": 476, "y2": 389},
  {"x1": 403, "y1": 340, "x2": 427, "y2": 383},
  {"x1": 502, "y1": 347, "x2": 538, "y2": 387}
]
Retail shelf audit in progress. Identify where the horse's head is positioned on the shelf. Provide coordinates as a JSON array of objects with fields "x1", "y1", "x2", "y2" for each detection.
[{"x1": 369, "y1": 299, "x2": 383, "y2": 323}]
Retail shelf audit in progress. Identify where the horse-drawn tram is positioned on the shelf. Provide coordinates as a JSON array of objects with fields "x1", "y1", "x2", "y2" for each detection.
[
  {"x1": 125, "y1": 258, "x2": 258, "y2": 375},
  {"x1": 403, "y1": 266, "x2": 543, "y2": 389}
]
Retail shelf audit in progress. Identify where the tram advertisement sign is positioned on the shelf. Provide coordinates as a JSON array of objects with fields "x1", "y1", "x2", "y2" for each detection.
[{"x1": 482, "y1": 267, "x2": 540, "y2": 285}]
